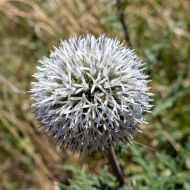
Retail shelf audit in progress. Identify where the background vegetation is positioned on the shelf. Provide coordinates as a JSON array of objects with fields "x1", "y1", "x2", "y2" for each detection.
[{"x1": 0, "y1": 0, "x2": 189, "y2": 189}]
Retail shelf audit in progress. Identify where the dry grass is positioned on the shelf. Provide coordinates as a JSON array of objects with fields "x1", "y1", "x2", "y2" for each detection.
[{"x1": 0, "y1": 0, "x2": 104, "y2": 40}]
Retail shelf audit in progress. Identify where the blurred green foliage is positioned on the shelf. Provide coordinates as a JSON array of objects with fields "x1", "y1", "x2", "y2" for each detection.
[
  {"x1": 0, "y1": 0, "x2": 189, "y2": 189},
  {"x1": 60, "y1": 165, "x2": 117, "y2": 190},
  {"x1": 60, "y1": 139, "x2": 190, "y2": 190}
]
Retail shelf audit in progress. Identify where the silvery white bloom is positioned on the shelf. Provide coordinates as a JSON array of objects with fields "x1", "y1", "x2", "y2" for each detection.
[{"x1": 31, "y1": 34, "x2": 152, "y2": 153}]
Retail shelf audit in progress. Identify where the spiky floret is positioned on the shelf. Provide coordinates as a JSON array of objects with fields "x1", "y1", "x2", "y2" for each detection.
[{"x1": 31, "y1": 34, "x2": 152, "y2": 153}]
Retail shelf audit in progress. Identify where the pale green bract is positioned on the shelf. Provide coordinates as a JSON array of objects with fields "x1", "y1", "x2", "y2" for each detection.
[{"x1": 31, "y1": 34, "x2": 152, "y2": 153}]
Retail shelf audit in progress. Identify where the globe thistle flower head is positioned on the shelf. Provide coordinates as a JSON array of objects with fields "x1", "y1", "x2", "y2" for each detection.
[{"x1": 31, "y1": 34, "x2": 152, "y2": 154}]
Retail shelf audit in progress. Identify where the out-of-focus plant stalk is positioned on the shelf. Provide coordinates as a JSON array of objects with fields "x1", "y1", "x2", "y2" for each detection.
[{"x1": 116, "y1": 0, "x2": 131, "y2": 47}]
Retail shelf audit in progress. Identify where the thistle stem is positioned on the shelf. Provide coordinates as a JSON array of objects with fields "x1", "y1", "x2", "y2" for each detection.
[{"x1": 106, "y1": 147, "x2": 125, "y2": 187}]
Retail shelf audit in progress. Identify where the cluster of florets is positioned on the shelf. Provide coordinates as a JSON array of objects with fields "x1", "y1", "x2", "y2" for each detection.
[{"x1": 31, "y1": 34, "x2": 152, "y2": 153}]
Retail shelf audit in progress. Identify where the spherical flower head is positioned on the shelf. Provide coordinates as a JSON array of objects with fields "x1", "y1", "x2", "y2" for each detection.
[{"x1": 31, "y1": 34, "x2": 152, "y2": 154}]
